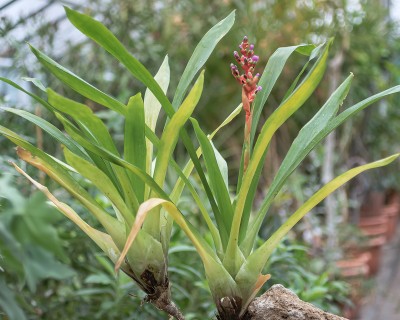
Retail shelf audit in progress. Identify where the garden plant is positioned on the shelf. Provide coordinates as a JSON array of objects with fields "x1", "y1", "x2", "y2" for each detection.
[{"x1": 1, "y1": 7, "x2": 399, "y2": 320}]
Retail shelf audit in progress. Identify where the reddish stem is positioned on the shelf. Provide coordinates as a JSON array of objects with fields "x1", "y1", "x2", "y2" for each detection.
[{"x1": 242, "y1": 90, "x2": 252, "y2": 173}]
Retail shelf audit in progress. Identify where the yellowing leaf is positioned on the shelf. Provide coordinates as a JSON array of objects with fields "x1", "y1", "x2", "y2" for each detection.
[
  {"x1": 115, "y1": 198, "x2": 218, "y2": 273},
  {"x1": 11, "y1": 162, "x2": 120, "y2": 262}
]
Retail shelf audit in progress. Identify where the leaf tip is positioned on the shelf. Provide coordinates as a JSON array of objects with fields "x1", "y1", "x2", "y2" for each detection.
[
  {"x1": 189, "y1": 117, "x2": 198, "y2": 127},
  {"x1": 63, "y1": 5, "x2": 73, "y2": 16},
  {"x1": 15, "y1": 146, "x2": 30, "y2": 159},
  {"x1": 114, "y1": 260, "x2": 122, "y2": 274},
  {"x1": 227, "y1": 9, "x2": 236, "y2": 21},
  {"x1": 27, "y1": 42, "x2": 34, "y2": 52}
]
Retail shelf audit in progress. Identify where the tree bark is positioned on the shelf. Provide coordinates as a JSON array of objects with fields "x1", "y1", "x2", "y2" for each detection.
[{"x1": 246, "y1": 284, "x2": 348, "y2": 320}]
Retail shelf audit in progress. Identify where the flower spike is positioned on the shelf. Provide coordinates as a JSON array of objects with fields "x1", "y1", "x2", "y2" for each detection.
[
  {"x1": 230, "y1": 36, "x2": 262, "y2": 104},
  {"x1": 230, "y1": 36, "x2": 262, "y2": 173}
]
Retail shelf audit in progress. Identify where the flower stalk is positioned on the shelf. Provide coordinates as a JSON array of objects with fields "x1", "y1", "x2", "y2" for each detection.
[{"x1": 231, "y1": 36, "x2": 262, "y2": 172}]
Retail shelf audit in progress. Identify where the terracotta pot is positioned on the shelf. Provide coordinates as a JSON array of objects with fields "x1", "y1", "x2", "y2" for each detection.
[
  {"x1": 360, "y1": 191, "x2": 386, "y2": 217},
  {"x1": 337, "y1": 253, "x2": 371, "y2": 320},
  {"x1": 364, "y1": 235, "x2": 386, "y2": 275},
  {"x1": 360, "y1": 225, "x2": 387, "y2": 239},
  {"x1": 336, "y1": 252, "x2": 370, "y2": 278},
  {"x1": 382, "y1": 204, "x2": 399, "y2": 240},
  {"x1": 358, "y1": 217, "x2": 387, "y2": 275},
  {"x1": 359, "y1": 216, "x2": 388, "y2": 237}
]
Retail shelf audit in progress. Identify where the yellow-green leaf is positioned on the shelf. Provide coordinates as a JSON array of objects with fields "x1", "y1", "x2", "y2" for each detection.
[
  {"x1": 236, "y1": 153, "x2": 400, "y2": 300},
  {"x1": 143, "y1": 72, "x2": 204, "y2": 238},
  {"x1": 12, "y1": 162, "x2": 121, "y2": 262}
]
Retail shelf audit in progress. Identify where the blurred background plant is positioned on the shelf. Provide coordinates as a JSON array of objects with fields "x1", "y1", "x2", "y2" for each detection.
[{"x1": 1, "y1": 0, "x2": 399, "y2": 318}]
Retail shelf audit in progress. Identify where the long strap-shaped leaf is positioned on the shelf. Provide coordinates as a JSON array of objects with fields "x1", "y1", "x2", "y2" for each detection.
[
  {"x1": 228, "y1": 40, "x2": 332, "y2": 257},
  {"x1": 2, "y1": 107, "x2": 88, "y2": 159},
  {"x1": 47, "y1": 89, "x2": 118, "y2": 155},
  {"x1": 12, "y1": 162, "x2": 121, "y2": 262},
  {"x1": 152, "y1": 72, "x2": 204, "y2": 188},
  {"x1": 235, "y1": 153, "x2": 400, "y2": 299},
  {"x1": 0, "y1": 77, "x2": 54, "y2": 111},
  {"x1": 63, "y1": 148, "x2": 134, "y2": 226},
  {"x1": 167, "y1": 160, "x2": 223, "y2": 255},
  {"x1": 62, "y1": 8, "x2": 220, "y2": 229},
  {"x1": 163, "y1": 104, "x2": 242, "y2": 251},
  {"x1": 250, "y1": 44, "x2": 317, "y2": 148},
  {"x1": 191, "y1": 118, "x2": 233, "y2": 248},
  {"x1": 52, "y1": 119, "x2": 170, "y2": 200},
  {"x1": 235, "y1": 45, "x2": 322, "y2": 249},
  {"x1": 48, "y1": 89, "x2": 139, "y2": 212},
  {"x1": 144, "y1": 56, "x2": 170, "y2": 196},
  {"x1": 240, "y1": 73, "x2": 354, "y2": 255},
  {"x1": 280, "y1": 44, "x2": 323, "y2": 103},
  {"x1": 65, "y1": 6, "x2": 172, "y2": 114},
  {"x1": 243, "y1": 83, "x2": 400, "y2": 255},
  {"x1": 172, "y1": 11, "x2": 235, "y2": 109},
  {"x1": 29, "y1": 45, "x2": 126, "y2": 114},
  {"x1": 46, "y1": 88, "x2": 121, "y2": 182},
  {"x1": 144, "y1": 72, "x2": 204, "y2": 238},
  {"x1": 0, "y1": 127, "x2": 126, "y2": 247},
  {"x1": 0, "y1": 78, "x2": 115, "y2": 174},
  {"x1": 12, "y1": 163, "x2": 141, "y2": 282},
  {"x1": 125, "y1": 94, "x2": 146, "y2": 203},
  {"x1": 170, "y1": 104, "x2": 242, "y2": 204},
  {"x1": 16, "y1": 148, "x2": 126, "y2": 247}
]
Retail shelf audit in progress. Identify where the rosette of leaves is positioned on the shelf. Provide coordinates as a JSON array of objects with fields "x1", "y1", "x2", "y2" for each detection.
[{"x1": 1, "y1": 7, "x2": 399, "y2": 320}]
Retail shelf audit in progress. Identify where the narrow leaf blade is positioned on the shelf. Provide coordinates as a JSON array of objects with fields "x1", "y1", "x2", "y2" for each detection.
[
  {"x1": 63, "y1": 148, "x2": 133, "y2": 225},
  {"x1": 2, "y1": 107, "x2": 88, "y2": 159},
  {"x1": 48, "y1": 89, "x2": 139, "y2": 212},
  {"x1": 125, "y1": 94, "x2": 146, "y2": 202},
  {"x1": 241, "y1": 153, "x2": 400, "y2": 281},
  {"x1": 29, "y1": 45, "x2": 125, "y2": 114},
  {"x1": 144, "y1": 72, "x2": 205, "y2": 237},
  {"x1": 12, "y1": 162, "x2": 121, "y2": 262},
  {"x1": 172, "y1": 10, "x2": 235, "y2": 109},
  {"x1": 191, "y1": 118, "x2": 232, "y2": 246},
  {"x1": 144, "y1": 56, "x2": 170, "y2": 182},
  {"x1": 64, "y1": 7, "x2": 173, "y2": 117},
  {"x1": 241, "y1": 73, "x2": 354, "y2": 254},
  {"x1": 231, "y1": 40, "x2": 332, "y2": 250}
]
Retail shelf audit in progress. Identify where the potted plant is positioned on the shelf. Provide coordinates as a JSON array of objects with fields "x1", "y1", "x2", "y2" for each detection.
[{"x1": 1, "y1": 7, "x2": 399, "y2": 319}]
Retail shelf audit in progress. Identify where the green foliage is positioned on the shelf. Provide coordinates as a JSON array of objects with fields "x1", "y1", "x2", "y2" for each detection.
[
  {"x1": 265, "y1": 241, "x2": 349, "y2": 315},
  {"x1": 0, "y1": 174, "x2": 75, "y2": 319},
  {"x1": 1, "y1": 5, "x2": 399, "y2": 319}
]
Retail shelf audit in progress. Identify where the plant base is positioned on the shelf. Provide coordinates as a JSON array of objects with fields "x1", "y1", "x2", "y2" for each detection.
[
  {"x1": 124, "y1": 266, "x2": 184, "y2": 320},
  {"x1": 144, "y1": 281, "x2": 184, "y2": 320},
  {"x1": 216, "y1": 296, "x2": 250, "y2": 320}
]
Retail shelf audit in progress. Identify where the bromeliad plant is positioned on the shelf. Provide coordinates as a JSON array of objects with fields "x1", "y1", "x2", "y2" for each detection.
[{"x1": 1, "y1": 7, "x2": 400, "y2": 320}]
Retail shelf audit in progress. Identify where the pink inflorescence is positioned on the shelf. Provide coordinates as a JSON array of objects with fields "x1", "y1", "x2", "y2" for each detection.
[{"x1": 230, "y1": 36, "x2": 262, "y2": 103}]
